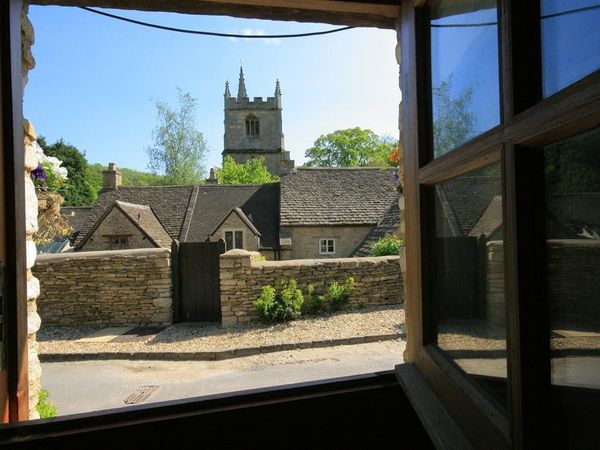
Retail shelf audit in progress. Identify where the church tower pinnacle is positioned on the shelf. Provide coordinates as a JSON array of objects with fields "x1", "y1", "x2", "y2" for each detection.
[
  {"x1": 237, "y1": 66, "x2": 248, "y2": 99},
  {"x1": 223, "y1": 68, "x2": 294, "y2": 176}
]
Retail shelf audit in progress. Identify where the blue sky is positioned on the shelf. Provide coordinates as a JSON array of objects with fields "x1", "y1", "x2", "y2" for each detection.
[{"x1": 24, "y1": 6, "x2": 400, "y2": 173}]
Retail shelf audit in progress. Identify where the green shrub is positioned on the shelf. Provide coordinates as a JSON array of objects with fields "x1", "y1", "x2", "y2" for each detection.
[
  {"x1": 328, "y1": 276, "x2": 355, "y2": 311},
  {"x1": 304, "y1": 284, "x2": 327, "y2": 314},
  {"x1": 371, "y1": 235, "x2": 404, "y2": 257},
  {"x1": 253, "y1": 279, "x2": 304, "y2": 323},
  {"x1": 36, "y1": 388, "x2": 57, "y2": 419}
]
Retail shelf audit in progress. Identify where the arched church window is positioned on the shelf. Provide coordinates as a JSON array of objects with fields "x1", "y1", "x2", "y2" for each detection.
[{"x1": 245, "y1": 115, "x2": 260, "y2": 137}]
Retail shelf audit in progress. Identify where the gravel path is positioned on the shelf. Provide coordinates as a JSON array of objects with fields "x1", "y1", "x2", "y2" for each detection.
[{"x1": 38, "y1": 305, "x2": 405, "y2": 355}]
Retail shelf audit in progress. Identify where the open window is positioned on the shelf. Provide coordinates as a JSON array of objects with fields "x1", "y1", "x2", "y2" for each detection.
[{"x1": 398, "y1": 0, "x2": 600, "y2": 448}]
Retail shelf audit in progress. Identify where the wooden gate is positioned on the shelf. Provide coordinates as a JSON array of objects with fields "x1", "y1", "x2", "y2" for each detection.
[{"x1": 172, "y1": 240, "x2": 225, "y2": 322}]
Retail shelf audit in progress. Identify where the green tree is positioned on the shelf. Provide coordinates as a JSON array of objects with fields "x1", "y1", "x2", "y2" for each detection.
[
  {"x1": 86, "y1": 163, "x2": 169, "y2": 199},
  {"x1": 38, "y1": 137, "x2": 96, "y2": 206},
  {"x1": 432, "y1": 78, "x2": 475, "y2": 158},
  {"x1": 146, "y1": 89, "x2": 207, "y2": 185},
  {"x1": 304, "y1": 127, "x2": 397, "y2": 167},
  {"x1": 216, "y1": 156, "x2": 280, "y2": 184}
]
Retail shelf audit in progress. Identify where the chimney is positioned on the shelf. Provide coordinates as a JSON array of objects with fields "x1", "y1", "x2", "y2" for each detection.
[
  {"x1": 102, "y1": 162, "x2": 122, "y2": 191},
  {"x1": 205, "y1": 168, "x2": 219, "y2": 185}
]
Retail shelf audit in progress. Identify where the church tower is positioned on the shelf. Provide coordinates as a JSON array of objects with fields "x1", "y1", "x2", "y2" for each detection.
[{"x1": 223, "y1": 67, "x2": 294, "y2": 176}]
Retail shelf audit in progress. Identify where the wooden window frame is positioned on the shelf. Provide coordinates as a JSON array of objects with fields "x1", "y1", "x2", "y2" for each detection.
[
  {"x1": 0, "y1": 0, "x2": 406, "y2": 437},
  {"x1": 398, "y1": 0, "x2": 600, "y2": 448}
]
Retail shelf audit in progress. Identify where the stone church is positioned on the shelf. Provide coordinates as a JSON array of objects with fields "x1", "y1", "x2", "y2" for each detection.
[{"x1": 222, "y1": 67, "x2": 295, "y2": 176}]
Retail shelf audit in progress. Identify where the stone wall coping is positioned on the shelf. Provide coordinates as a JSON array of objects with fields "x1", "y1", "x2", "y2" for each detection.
[
  {"x1": 256, "y1": 255, "x2": 400, "y2": 268},
  {"x1": 547, "y1": 239, "x2": 600, "y2": 247},
  {"x1": 37, "y1": 247, "x2": 171, "y2": 262},
  {"x1": 487, "y1": 239, "x2": 600, "y2": 248},
  {"x1": 220, "y1": 249, "x2": 261, "y2": 258}
]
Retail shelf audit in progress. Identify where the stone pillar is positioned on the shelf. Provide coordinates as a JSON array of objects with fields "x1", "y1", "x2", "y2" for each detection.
[
  {"x1": 220, "y1": 249, "x2": 261, "y2": 327},
  {"x1": 22, "y1": 2, "x2": 41, "y2": 420}
]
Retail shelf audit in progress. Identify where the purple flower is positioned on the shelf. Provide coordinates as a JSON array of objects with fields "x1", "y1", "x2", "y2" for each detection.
[
  {"x1": 391, "y1": 170, "x2": 399, "y2": 183},
  {"x1": 31, "y1": 164, "x2": 47, "y2": 181}
]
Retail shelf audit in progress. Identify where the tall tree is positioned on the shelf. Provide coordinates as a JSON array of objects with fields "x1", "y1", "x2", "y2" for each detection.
[
  {"x1": 216, "y1": 156, "x2": 280, "y2": 184},
  {"x1": 432, "y1": 78, "x2": 475, "y2": 158},
  {"x1": 304, "y1": 127, "x2": 397, "y2": 167},
  {"x1": 38, "y1": 137, "x2": 96, "y2": 206},
  {"x1": 146, "y1": 88, "x2": 207, "y2": 185}
]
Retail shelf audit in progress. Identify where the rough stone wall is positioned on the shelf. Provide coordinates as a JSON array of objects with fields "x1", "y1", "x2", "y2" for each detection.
[
  {"x1": 282, "y1": 225, "x2": 373, "y2": 260},
  {"x1": 80, "y1": 207, "x2": 155, "y2": 251},
  {"x1": 486, "y1": 239, "x2": 600, "y2": 327},
  {"x1": 33, "y1": 249, "x2": 172, "y2": 327},
  {"x1": 208, "y1": 213, "x2": 260, "y2": 252},
  {"x1": 485, "y1": 241, "x2": 505, "y2": 327},
  {"x1": 220, "y1": 249, "x2": 403, "y2": 327},
  {"x1": 22, "y1": 2, "x2": 41, "y2": 420}
]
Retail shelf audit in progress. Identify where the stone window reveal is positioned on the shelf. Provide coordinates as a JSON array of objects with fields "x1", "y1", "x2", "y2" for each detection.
[
  {"x1": 319, "y1": 238, "x2": 335, "y2": 255},
  {"x1": 245, "y1": 115, "x2": 260, "y2": 137},
  {"x1": 224, "y1": 230, "x2": 244, "y2": 251}
]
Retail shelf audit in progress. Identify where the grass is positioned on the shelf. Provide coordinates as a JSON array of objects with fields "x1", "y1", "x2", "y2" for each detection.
[{"x1": 36, "y1": 388, "x2": 57, "y2": 418}]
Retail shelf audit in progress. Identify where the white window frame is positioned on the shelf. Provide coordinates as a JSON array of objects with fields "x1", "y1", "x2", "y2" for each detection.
[
  {"x1": 222, "y1": 229, "x2": 245, "y2": 251},
  {"x1": 319, "y1": 238, "x2": 336, "y2": 255}
]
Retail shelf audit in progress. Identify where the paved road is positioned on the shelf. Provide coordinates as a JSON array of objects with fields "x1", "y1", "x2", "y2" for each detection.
[{"x1": 41, "y1": 340, "x2": 406, "y2": 416}]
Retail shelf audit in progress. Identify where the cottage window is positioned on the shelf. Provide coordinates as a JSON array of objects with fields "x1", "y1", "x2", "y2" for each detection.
[
  {"x1": 245, "y1": 115, "x2": 259, "y2": 137},
  {"x1": 223, "y1": 230, "x2": 244, "y2": 251},
  {"x1": 106, "y1": 235, "x2": 130, "y2": 250},
  {"x1": 319, "y1": 238, "x2": 335, "y2": 255}
]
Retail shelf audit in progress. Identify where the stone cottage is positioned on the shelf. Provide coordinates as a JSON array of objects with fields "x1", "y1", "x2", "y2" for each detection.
[
  {"x1": 71, "y1": 163, "x2": 401, "y2": 260},
  {"x1": 279, "y1": 167, "x2": 401, "y2": 259},
  {"x1": 73, "y1": 167, "x2": 281, "y2": 258}
]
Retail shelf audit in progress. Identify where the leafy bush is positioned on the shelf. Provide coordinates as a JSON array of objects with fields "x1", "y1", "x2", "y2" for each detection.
[
  {"x1": 36, "y1": 389, "x2": 57, "y2": 419},
  {"x1": 371, "y1": 235, "x2": 404, "y2": 257},
  {"x1": 304, "y1": 284, "x2": 327, "y2": 314},
  {"x1": 253, "y1": 279, "x2": 304, "y2": 323},
  {"x1": 328, "y1": 276, "x2": 355, "y2": 311}
]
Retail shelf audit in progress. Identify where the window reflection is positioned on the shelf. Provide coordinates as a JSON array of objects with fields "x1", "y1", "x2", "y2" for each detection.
[
  {"x1": 431, "y1": 163, "x2": 506, "y2": 408},
  {"x1": 430, "y1": 0, "x2": 501, "y2": 158},
  {"x1": 546, "y1": 128, "x2": 600, "y2": 387},
  {"x1": 542, "y1": 0, "x2": 600, "y2": 97},
  {"x1": 545, "y1": 127, "x2": 600, "y2": 447}
]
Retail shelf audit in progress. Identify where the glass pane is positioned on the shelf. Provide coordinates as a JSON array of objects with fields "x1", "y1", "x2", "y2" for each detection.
[
  {"x1": 234, "y1": 231, "x2": 243, "y2": 249},
  {"x1": 431, "y1": 163, "x2": 506, "y2": 409},
  {"x1": 225, "y1": 231, "x2": 233, "y2": 251},
  {"x1": 542, "y1": 0, "x2": 600, "y2": 97},
  {"x1": 430, "y1": 0, "x2": 501, "y2": 158},
  {"x1": 545, "y1": 128, "x2": 600, "y2": 446}
]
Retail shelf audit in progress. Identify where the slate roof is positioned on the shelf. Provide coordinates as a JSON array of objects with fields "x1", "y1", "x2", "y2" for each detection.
[
  {"x1": 352, "y1": 199, "x2": 401, "y2": 256},
  {"x1": 546, "y1": 193, "x2": 600, "y2": 239},
  {"x1": 115, "y1": 201, "x2": 173, "y2": 248},
  {"x1": 73, "y1": 186, "x2": 195, "y2": 248},
  {"x1": 186, "y1": 184, "x2": 279, "y2": 249},
  {"x1": 280, "y1": 168, "x2": 399, "y2": 226},
  {"x1": 435, "y1": 177, "x2": 502, "y2": 237},
  {"x1": 61, "y1": 206, "x2": 93, "y2": 233}
]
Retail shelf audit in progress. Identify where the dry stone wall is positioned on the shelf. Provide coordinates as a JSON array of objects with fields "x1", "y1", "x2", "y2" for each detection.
[
  {"x1": 33, "y1": 249, "x2": 172, "y2": 327},
  {"x1": 220, "y1": 249, "x2": 403, "y2": 327}
]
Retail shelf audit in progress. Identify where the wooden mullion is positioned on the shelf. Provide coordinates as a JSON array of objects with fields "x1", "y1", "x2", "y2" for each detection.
[
  {"x1": 419, "y1": 135, "x2": 502, "y2": 185},
  {"x1": 502, "y1": 145, "x2": 550, "y2": 449},
  {"x1": 418, "y1": 345, "x2": 510, "y2": 449},
  {"x1": 1, "y1": 0, "x2": 29, "y2": 422},
  {"x1": 400, "y1": 0, "x2": 427, "y2": 363},
  {"x1": 507, "y1": 70, "x2": 600, "y2": 147}
]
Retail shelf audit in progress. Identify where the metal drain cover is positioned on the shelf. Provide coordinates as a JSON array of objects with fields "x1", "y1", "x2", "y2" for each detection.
[{"x1": 124, "y1": 385, "x2": 160, "y2": 405}]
